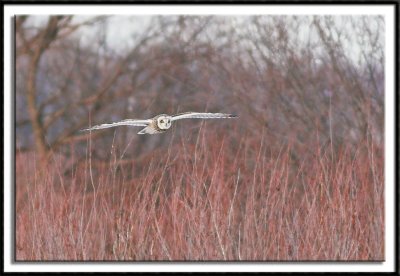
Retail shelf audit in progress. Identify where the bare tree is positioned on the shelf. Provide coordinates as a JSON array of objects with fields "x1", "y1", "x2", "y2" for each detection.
[{"x1": 16, "y1": 15, "x2": 163, "y2": 163}]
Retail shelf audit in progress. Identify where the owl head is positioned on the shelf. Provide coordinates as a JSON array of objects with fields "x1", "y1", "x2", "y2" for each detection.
[{"x1": 156, "y1": 115, "x2": 172, "y2": 130}]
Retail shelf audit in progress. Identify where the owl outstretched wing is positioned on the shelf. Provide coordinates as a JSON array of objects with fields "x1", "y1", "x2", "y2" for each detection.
[
  {"x1": 171, "y1": 112, "x2": 237, "y2": 121},
  {"x1": 81, "y1": 119, "x2": 151, "y2": 131}
]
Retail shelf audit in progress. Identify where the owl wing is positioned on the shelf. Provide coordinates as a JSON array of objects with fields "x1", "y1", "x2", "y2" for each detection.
[
  {"x1": 81, "y1": 119, "x2": 151, "y2": 131},
  {"x1": 171, "y1": 112, "x2": 237, "y2": 122}
]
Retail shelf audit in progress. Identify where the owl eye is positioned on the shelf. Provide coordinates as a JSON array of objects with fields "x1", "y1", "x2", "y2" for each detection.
[{"x1": 160, "y1": 120, "x2": 164, "y2": 123}]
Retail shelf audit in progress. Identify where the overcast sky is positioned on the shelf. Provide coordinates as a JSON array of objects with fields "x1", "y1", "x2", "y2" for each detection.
[{"x1": 22, "y1": 15, "x2": 384, "y2": 67}]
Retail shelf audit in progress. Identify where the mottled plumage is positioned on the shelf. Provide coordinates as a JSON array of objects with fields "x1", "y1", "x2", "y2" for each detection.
[{"x1": 81, "y1": 112, "x2": 237, "y2": 135}]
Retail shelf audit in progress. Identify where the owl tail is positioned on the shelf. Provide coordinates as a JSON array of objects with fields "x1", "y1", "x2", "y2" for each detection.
[{"x1": 137, "y1": 126, "x2": 162, "y2": 135}]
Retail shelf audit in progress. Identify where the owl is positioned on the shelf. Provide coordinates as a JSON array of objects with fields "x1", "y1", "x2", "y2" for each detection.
[{"x1": 82, "y1": 112, "x2": 238, "y2": 134}]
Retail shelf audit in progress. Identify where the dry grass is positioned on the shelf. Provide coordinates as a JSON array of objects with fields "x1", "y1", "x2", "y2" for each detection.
[{"x1": 15, "y1": 129, "x2": 384, "y2": 261}]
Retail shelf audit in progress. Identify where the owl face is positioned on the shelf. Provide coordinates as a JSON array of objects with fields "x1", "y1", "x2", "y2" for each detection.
[{"x1": 156, "y1": 115, "x2": 172, "y2": 130}]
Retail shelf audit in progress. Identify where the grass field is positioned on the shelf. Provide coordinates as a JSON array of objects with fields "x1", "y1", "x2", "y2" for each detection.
[{"x1": 15, "y1": 129, "x2": 384, "y2": 261}]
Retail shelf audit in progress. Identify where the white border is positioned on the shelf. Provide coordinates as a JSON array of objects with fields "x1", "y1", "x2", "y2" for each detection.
[
  {"x1": 1, "y1": 4, "x2": 394, "y2": 15},
  {"x1": 4, "y1": 4, "x2": 396, "y2": 273}
]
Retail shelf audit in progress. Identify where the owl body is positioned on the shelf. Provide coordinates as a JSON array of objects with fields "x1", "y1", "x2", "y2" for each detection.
[{"x1": 138, "y1": 114, "x2": 171, "y2": 134}]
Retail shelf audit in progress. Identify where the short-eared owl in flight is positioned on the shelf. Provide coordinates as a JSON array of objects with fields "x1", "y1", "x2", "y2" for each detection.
[{"x1": 82, "y1": 112, "x2": 238, "y2": 135}]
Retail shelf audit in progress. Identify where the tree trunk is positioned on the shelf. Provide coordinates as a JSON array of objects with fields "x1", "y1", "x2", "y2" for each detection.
[
  {"x1": 24, "y1": 17, "x2": 62, "y2": 164},
  {"x1": 26, "y1": 51, "x2": 49, "y2": 164}
]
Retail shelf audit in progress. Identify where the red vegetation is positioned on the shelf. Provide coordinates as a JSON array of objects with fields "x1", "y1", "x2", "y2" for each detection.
[{"x1": 16, "y1": 129, "x2": 384, "y2": 261}]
